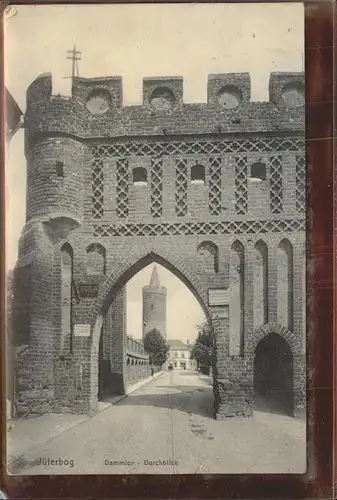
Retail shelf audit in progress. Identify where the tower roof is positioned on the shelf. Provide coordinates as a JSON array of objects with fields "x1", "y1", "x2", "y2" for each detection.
[{"x1": 149, "y1": 264, "x2": 161, "y2": 288}]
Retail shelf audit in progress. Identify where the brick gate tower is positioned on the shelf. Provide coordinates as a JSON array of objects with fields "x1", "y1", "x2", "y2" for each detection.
[
  {"x1": 142, "y1": 265, "x2": 167, "y2": 339},
  {"x1": 11, "y1": 70, "x2": 306, "y2": 419}
]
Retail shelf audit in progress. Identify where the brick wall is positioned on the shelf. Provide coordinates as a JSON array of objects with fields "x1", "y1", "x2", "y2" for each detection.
[{"x1": 13, "y1": 70, "x2": 306, "y2": 419}]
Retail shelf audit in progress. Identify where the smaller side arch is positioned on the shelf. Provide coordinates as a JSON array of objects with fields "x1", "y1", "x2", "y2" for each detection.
[
  {"x1": 245, "y1": 322, "x2": 301, "y2": 357},
  {"x1": 246, "y1": 323, "x2": 305, "y2": 418},
  {"x1": 197, "y1": 241, "x2": 219, "y2": 273},
  {"x1": 86, "y1": 243, "x2": 106, "y2": 275},
  {"x1": 61, "y1": 242, "x2": 74, "y2": 264}
]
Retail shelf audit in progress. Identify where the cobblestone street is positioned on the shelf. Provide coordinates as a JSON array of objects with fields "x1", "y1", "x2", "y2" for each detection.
[{"x1": 10, "y1": 370, "x2": 306, "y2": 475}]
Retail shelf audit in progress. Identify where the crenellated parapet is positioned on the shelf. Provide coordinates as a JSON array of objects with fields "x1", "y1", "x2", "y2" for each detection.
[{"x1": 25, "y1": 71, "x2": 305, "y2": 150}]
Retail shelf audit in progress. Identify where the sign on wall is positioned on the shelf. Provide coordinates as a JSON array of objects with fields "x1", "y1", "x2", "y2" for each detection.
[
  {"x1": 74, "y1": 324, "x2": 91, "y2": 337},
  {"x1": 79, "y1": 284, "x2": 99, "y2": 298},
  {"x1": 208, "y1": 288, "x2": 229, "y2": 307}
]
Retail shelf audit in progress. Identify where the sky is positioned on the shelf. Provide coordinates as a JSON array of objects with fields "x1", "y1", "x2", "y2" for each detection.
[
  {"x1": 126, "y1": 264, "x2": 205, "y2": 342},
  {"x1": 4, "y1": 3, "x2": 304, "y2": 340}
]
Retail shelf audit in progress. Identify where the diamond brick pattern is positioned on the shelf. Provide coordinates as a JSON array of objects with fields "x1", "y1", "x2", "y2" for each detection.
[
  {"x1": 269, "y1": 155, "x2": 283, "y2": 214},
  {"x1": 295, "y1": 155, "x2": 305, "y2": 213},
  {"x1": 151, "y1": 157, "x2": 163, "y2": 217},
  {"x1": 209, "y1": 157, "x2": 222, "y2": 216},
  {"x1": 94, "y1": 218, "x2": 305, "y2": 237},
  {"x1": 92, "y1": 158, "x2": 104, "y2": 219},
  {"x1": 235, "y1": 156, "x2": 248, "y2": 215},
  {"x1": 92, "y1": 137, "x2": 304, "y2": 158},
  {"x1": 116, "y1": 158, "x2": 129, "y2": 218},
  {"x1": 175, "y1": 159, "x2": 188, "y2": 217}
]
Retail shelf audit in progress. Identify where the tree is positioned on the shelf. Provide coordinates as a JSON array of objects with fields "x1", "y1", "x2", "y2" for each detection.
[
  {"x1": 190, "y1": 321, "x2": 214, "y2": 370},
  {"x1": 143, "y1": 328, "x2": 170, "y2": 368}
]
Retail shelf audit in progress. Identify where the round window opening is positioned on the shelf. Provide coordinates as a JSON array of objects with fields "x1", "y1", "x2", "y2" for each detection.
[
  {"x1": 281, "y1": 82, "x2": 305, "y2": 108},
  {"x1": 86, "y1": 89, "x2": 111, "y2": 115},
  {"x1": 218, "y1": 86, "x2": 242, "y2": 109},
  {"x1": 150, "y1": 87, "x2": 175, "y2": 111}
]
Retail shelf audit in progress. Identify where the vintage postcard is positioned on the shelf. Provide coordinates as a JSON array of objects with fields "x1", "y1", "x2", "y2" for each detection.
[{"x1": 5, "y1": 2, "x2": 307, "y2": 476}]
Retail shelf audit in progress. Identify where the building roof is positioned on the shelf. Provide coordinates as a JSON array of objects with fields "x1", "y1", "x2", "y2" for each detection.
[
  {"x1": 149, "y1": 264, "x2": 161, "y2": 288},
  {"x1": 167, "y1": 339, "x2": 190, "y2": 350}
]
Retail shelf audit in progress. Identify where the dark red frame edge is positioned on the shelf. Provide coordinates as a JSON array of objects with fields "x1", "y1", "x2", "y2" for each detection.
[{"x1": 0, "y1": 1, "x2": 335, "y2": 498}]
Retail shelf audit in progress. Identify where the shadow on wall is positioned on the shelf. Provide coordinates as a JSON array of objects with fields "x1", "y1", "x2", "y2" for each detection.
[
  {"x1": 116, "y1": 384, "x2": 214, "y2": 419},
  {"x1": 253, "y1": 332, "x2": 294, "y2": 417}
]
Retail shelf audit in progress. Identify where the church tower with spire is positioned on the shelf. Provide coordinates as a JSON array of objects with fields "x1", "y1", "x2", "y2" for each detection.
[{"x1": 142, "y1": 265, "x2": 167, "y2": 340}]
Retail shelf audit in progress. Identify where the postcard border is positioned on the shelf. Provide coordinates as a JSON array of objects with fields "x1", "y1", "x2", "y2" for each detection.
[{"x1": 1, "y1": 1, "x2": 335, "y2": 499}]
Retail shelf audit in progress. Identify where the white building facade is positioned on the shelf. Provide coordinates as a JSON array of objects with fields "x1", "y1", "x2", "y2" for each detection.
[{"x1": 167, "y1": 340, "x2": 197, "y2": 370}]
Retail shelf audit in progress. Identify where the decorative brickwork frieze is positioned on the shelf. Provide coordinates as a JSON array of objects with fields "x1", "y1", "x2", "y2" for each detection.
[
  {"x1": 151, "y1": 157, "x2": 163, "y2": 217},
  {"x1": 92, "y1": 158, "x2": 104, "y2": 219},
  {"x1": 269, "y1": 155, "x2": 283, "y2": 214},
  {"x1": 235, "y1": 156, "x2": 248, "y2": 214},
  {"x1": 295, "y1": 155, "x2": 305, "y2": 213},
  {"x1": 208, "y1": 157, "x2": 222, "y2": 215},
  {"x1": 175, "y1": 159, "x2": 188, "y2": 217},
  {"x1": 92, "y1": 137, "x2": 304, "y2": 158},
  {"x1": 94, "y1": 218, "x2": 305, "y2": 237},
  {"x1": 116, "y1": 158, "x2": 129, "y2": 218}
]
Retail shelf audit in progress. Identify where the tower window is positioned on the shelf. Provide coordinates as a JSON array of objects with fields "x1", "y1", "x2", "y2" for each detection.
[
  {"x1": 191, "y1": 163, "x2": 205, "y2": 184},
  {"x1": 133, "y1": 167, "x2": 147, "y2": 185},
  {"x1": 250, "y1": 162, "x2": 266, "y2": 182},
  {"x1": 56, "y1": 161, "x2": 64, "y2": 178}
]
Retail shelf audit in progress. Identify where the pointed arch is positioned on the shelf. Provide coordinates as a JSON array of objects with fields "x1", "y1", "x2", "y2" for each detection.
[
  {"x1": 88, "y1": 249, "x2": 213, "y2": 411},
  {"x1": 60, "y1": 243, "x2": 73, "y2": 354},
  {"x1": 61, "y1": 242, "x2": 73, "y2": 265},
  {"x1": 277, "y1": 238, "x2": 294, "y2": 330},
  {"x1": 253, "y1": 240, "x2": 268, "y2": 329},
  {"x1": 246, "y1": 323, "x2": 305, "y2": 418},
  {"x1": 86, "y1": 243, "x2": 106, "y2": 275},
  {"x1": 254, "y1": 332, "x2": 294, "y2": 416},
  {"x1": 197, "y1": 241, "x2": 219, "y2": 273},
  {"x1": 245, "y1": 322, "x2": 301, "y2": 356},
  {"x1": 90, "y1": 250, "x2": 210, "y2": 335},
  {"x1": 229, "y1": 240, "x2": 245, "y2": 356}
]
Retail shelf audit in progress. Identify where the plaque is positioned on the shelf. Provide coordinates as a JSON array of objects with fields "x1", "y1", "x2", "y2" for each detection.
[
  {"x1": 79, "y1": 284, "x2": 99, "y2": 298},
  {"x1": 208, "y1": 288, "x2": 229, "y2": 307},
  {"x1": 73, "y1": 324, "x2": 91, "y2": 337}
]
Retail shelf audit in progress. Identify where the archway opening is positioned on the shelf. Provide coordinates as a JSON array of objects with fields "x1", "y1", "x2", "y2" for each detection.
[
  {"x1": 253, "y1": 332, "x2": 293, "y2": 416},
  {"x1": 94, "y1": 257, "x2": 213, "y2": 418}
]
